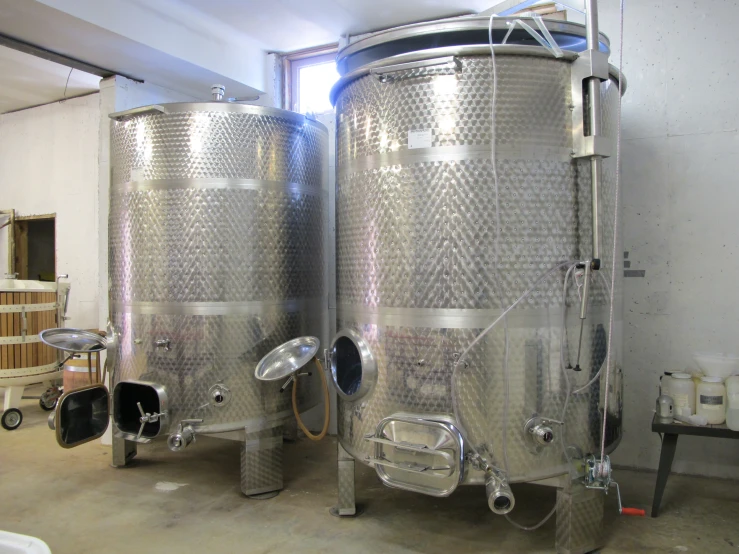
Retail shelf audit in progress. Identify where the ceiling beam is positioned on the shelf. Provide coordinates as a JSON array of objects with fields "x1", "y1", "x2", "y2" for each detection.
[{"x1": 0, "y1": 33, "x2": 135, "y2": 80}]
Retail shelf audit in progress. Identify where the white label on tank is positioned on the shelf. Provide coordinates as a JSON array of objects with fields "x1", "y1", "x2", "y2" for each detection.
[
  {"x1": 130, "y1": 167, "x2": 144, "y2": 181},
  {"x1": 408, "y1": 129, "x2": 432, "y2": 149}
]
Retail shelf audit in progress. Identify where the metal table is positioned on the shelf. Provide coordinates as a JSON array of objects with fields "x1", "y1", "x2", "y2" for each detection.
[{"x1": 651, "y1": 414, "x2": 739, "y2": 517}]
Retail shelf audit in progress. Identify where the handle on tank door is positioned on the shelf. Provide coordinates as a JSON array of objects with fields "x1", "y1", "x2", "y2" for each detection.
[
  {"x1": 370, "y1": 56, "x2": 461, "y2": 81},
  {"x1": 365, "y1": 436, "x2": 456, "y2": 468},
  {"x1": 368, "y1": 457, "x2": 454, "y2": 477}
]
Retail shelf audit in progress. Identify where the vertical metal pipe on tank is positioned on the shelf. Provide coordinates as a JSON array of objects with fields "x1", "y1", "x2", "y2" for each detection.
[{"x1": 585, "y1": 0, "x2": 603, "y2": 266}]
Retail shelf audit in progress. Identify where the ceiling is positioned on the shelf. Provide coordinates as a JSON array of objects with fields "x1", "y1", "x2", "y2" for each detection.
[
  {"x1": 0, "y1": 45, "x2": 100, "y2": 113},
  {"x1": 0, "y1": 0, "x2": 548, "y2": 114},
  {"x1": 176, "y1": 0, "x2": 496, "y2": 52}
]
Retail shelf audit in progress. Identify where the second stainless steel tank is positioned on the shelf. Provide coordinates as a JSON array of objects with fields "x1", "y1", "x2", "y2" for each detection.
[{"x1": 328, "y1": 14, "x2": 624, "y2": 517}]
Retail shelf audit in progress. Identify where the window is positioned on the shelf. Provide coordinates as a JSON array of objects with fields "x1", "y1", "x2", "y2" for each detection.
[
  {"x1": 1, "y1": 211, "x2": 56, "y2": 280},
  {"x1": 284, "y1": 45, "x2": 340, "y2": 115}
]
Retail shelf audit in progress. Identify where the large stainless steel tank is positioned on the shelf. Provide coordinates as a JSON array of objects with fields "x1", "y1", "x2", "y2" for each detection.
[
  {"x1": 107, "y1": 101, "x2": 328, "y2": 495},
  {"x1": 329, "y1": 15, "x2": 625, "y2": 529}
]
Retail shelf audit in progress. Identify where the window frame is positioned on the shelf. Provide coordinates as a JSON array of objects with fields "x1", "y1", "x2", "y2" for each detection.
[{"x1": 283, "y1": 44, "x2": 339, "y2": 114}]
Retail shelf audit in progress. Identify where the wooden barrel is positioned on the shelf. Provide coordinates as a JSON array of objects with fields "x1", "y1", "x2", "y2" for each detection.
[
  {"x1": 63, "y1": 354, "x2": 100, "y2": 391},
  {"x1": 0, "y1": 285, "x2": 59, "y2": 379}
]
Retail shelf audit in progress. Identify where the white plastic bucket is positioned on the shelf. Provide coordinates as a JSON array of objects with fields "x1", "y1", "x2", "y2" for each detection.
[{"x1": 0, "y1": 531, "x2": 51, "y2": 554}]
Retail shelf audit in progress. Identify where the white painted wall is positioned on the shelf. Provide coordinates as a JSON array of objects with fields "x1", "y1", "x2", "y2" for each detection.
[
  {"x1": 597, "y1": 0, "x2": 739, "y2": 478},
  {"x1": 0, "y1": 76, "x2": 196, "y2": 332},
  {"x1": 0, "y1": 94, "x2": 101, "y2": 328}
]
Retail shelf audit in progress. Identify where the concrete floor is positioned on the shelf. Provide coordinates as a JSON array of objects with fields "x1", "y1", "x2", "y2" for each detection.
[{"x1": 2, "y1": 387, "x2": 739, "y2": 553}]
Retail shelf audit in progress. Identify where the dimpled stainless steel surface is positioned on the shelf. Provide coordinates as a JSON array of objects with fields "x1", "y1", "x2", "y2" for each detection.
[
  {"x1": 110, "y1": 103, "x2": 327, "y2": 436},
  {"x1": 241, "y1": 427, "x2": 284, "y2": 496},
  {"x1": 555, "y1": 483, "x2": 604, "y2": 554},
  {"x1": 336, "y1": 442, "x2": 357, "y2": 515},
  {"x1": 334, "y1": 54, "x2": 622, "y2": 483}
]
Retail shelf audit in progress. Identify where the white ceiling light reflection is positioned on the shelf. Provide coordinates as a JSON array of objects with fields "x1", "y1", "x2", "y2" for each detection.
[
  {"x1": 433, "y1": 75, "x2": 458, "y2": 96},
  {"x1": 439, "y1": 116, "x2": 456, "y2": 134}
]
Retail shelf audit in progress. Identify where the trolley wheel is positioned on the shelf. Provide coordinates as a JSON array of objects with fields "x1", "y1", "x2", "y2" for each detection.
[
  {"x1": 2, "y1": 408, "x2": 23, "y2": 430},
  {"x1": 39, "y1": 388, "x2": 59, "y2": 411},
  {"x1": 39, "y1": 397, "x2": 57, "y2": 411}
]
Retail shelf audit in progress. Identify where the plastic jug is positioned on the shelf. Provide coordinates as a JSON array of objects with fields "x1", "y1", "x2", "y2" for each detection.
[
  {"x1": 696, "y1": 376, "x2": 726, "y2": 425},
  {"x1": 726, "y1": 376, "x2": 739, "y2": 431},
  {"x1": 668, "y1": 373, "x2": 695, "y2": 416}
]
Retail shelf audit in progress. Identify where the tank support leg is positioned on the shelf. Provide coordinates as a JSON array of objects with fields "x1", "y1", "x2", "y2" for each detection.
[
  {"x1": 3, "y1": 386, "x2": 24, "y2": 411},
  {"x1": 331, "y1": 442, "x2": 357, "y2": 516},
  {"x1": 111, "y1": 435, "x2": 137, "y2": 467},
  {"x1": 555, "y1": 479, "x2": 604, "y2": 554},
  {"x1": 241, "y1": 426, "x2": 283, "y2": 498}
]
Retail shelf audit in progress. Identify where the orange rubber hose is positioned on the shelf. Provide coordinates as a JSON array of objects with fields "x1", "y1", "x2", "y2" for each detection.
[{"x1": 291, "y1": 357, "x2": 330, "y2": 441}]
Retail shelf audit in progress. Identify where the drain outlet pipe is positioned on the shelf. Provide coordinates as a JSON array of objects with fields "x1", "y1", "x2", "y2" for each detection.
[
  {"x1": 486, "y1": 472, "x2": 516, "y2": 515},
  {"x1": 168, "y1": 425, "x2": 195, "y2": 451},
  {"x1": 167, "y1": 419, "x2": 202, "y2": 451}
]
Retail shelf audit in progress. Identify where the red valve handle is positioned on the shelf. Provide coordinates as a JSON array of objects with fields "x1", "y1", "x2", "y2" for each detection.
[{"x1": 621, "y1": 507, "x2": 646, "y2": 516}]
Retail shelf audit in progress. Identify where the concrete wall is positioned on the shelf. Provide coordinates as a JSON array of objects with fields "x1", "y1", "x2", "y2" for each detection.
[
  {"x1": 0, "y1": 94, "x2": 101, "y2": 328},
  {"x1": 596, "y1": 1, "x2": 739, "y2": 478}
]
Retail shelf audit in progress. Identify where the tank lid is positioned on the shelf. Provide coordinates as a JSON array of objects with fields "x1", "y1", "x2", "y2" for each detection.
[
  {"x1": 254, "y1": 336, "x2": 320, "y2": 382},
  {"x1": 336, "y1": 15, "x2": 610, "y2": 76},
  {"x1": 40, "y1": 328, "x2": 107, "y2": 353}
]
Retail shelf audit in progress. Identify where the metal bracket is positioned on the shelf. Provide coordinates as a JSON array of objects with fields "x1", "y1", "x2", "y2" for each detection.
[
  {"x1": 576, "y1": 49, "x2": 610, "y2": 81},
  {"x1": 109, "y1": 105, "x2": 167, "y2": 121},
  {"x1": 371, "y1": 56, "x2": 461, "y2": 82},
  {"x1": 570, "y1": 50, "x2": 613, "y2": 159}
]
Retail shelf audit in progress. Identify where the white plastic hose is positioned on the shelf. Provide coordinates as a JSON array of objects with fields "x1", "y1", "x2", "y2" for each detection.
[{"x1": 599, "y1": 0, "x2": 626, "y2": 463}]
